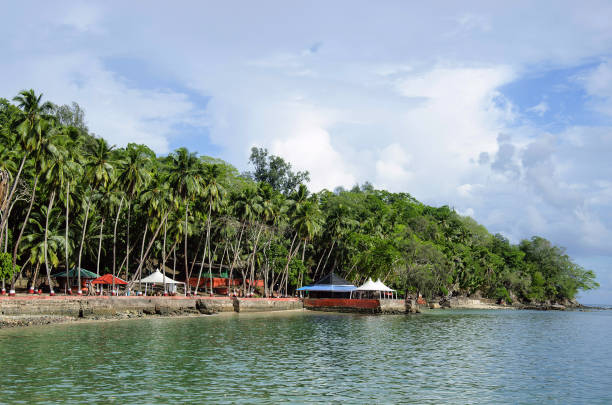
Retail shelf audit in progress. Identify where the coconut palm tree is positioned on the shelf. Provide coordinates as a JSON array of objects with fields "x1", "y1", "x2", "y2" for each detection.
[
  {"x1": 0, "y1": 90, "x2": 52, "y2": 249},
  {"x1": 195, "y1": 163, "x2": 226, "y2": 295},
  {"x1": 166, "y1": 148, "x2": 201, "y2": 291},
  {"x1": 115, "y1": 143, "x2": 152, "y2": 282},
  {"x1": 39, "y1": 126, "x2": 73, "y2": 294},
  {"x1": 233, "y1": 186, "x2": 262, "y2": 294}
]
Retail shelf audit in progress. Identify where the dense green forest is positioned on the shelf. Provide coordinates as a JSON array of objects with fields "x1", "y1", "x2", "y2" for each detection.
[{"x1": 0, "y1": 90, "x2": 598, "y2": 303}]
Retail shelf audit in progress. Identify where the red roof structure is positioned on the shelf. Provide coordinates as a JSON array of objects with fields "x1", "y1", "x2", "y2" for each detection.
[{"x1": 91, "y1": 274, "x2": 128, "y2": 285}]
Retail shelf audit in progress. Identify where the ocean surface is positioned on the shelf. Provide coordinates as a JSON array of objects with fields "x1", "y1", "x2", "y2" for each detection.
[{"x1": 1, "y1": 309, "x2": 611, "y2": 404}]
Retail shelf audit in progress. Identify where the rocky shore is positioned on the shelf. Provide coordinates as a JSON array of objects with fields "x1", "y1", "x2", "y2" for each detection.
[
  {"x1": 436, "y1": 295, "x2": 584, "y2": 311},
  {"x1": 0, "y1": 314, "x2": 76, "y2": 328}
]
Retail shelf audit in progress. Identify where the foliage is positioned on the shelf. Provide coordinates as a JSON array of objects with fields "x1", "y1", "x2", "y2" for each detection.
[
  {"x1": 0, "y1": 90, "x2": 599, "y2": 302},
  {"x1": 0, "y1": 252, "x2": 17, "y2": 281},
  {"x1": 245, "y1": 147, "x2": 310, "y2": 195}
]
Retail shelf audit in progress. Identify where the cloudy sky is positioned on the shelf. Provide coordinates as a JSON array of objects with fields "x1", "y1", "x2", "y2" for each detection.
[{"x1": 2, "y1": 1, "x2": 611, "y2": 303}]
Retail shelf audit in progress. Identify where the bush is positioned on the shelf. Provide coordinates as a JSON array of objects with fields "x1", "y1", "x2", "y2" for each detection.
[{"x1": 494, "y1": 286, "x2": 512, "y2": 304}]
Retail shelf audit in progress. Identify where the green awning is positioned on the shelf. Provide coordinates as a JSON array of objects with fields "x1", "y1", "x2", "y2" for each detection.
[{"x1": 53, "y1": 268, "x2": 99, "y2": 279}]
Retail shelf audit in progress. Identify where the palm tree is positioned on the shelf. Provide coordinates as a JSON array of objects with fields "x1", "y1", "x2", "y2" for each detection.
[
  {"x1": 22, "y1": 207, "x2": 64, "y2": 291},
  {"x1": 0, "y1": 90, "x2": 52, "y2": 250},
  {"x1": 10, "y1": 118, "x2": 59, "y2": 293},
  {"x1": 291, "y1": 199, "x2": 323, "y2": 290},
  {"x1": 233, "y1": 186, "x2": 263, "y2": 294},
  {"x1": 166, "y1": 148, "x2": 201, "y2": 291},
  {"x1": 116, "y1": 143, "x2": 152, "y2": 283},
  {"x1": 39, "y1": 125, "x2": 71, "y2": 294},
  {"x1": 194, "y1": 163, "x2": 226, "y2": 295}
]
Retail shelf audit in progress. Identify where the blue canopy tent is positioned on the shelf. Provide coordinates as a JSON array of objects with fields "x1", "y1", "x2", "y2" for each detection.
[{"x1": 297, "y1": 273, "x2": 356, "y2": 298}]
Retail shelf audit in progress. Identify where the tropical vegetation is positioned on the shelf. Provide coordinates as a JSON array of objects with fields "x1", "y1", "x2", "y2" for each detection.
[{"x1": 0, "y1": 90, "x2": 598, "y2": 303}]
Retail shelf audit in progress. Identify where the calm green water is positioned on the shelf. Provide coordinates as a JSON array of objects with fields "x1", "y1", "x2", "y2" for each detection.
[{"x1": 1, "y1": 309, "x2": 611, "y2": 404}]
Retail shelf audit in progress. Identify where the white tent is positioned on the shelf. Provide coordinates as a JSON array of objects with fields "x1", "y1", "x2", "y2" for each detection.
[
  {"x1": 352, "y1": 278, "x2": 397, "y2": 299},
  {"x1": 356, "y1": 278, "x2": 380, "y2": 291},
  {"x1": 140, "y1": 269, "x2": 186, "y2": 295},
  {"x1": 374, "y1": 279, "x2": 394, "y2": 292}
]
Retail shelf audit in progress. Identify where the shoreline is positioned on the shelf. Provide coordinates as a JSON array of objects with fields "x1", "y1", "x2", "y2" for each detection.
[{"x1": 1, "y1": 295, "x2": 603, "y2": 330}]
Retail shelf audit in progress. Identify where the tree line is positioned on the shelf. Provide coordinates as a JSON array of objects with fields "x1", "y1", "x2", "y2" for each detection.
[{"x1": 0, "y1": 90, "x2": 598, "y2": 303}]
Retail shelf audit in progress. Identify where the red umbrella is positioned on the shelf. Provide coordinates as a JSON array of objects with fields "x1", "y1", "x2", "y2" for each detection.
[{"x1": 91, "y1": 274, "x2": 128, "y2": 285}]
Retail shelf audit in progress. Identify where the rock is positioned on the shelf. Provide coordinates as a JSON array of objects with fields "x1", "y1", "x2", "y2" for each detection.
[
  {"x1": 470, "y1": 290, "x2": 483, "y2": 299},
  {"x1": 429, "y1": 302, "x2": 441, "y2": 309}
]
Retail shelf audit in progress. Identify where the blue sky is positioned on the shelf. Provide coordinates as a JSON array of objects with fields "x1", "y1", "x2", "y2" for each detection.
[{"x1": 1, "y1": 1, "x2": 612, "y2": 303}]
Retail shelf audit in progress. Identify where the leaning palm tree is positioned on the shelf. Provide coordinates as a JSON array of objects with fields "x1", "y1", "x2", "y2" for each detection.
[{"x1": 0, "y1": 90, "x2": 53, "y2": 249}]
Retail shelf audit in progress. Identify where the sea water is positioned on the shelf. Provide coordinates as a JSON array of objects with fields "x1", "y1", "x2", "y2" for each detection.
[{"x1": 1, "y1": 309, "x2": 611, "y2": 404}]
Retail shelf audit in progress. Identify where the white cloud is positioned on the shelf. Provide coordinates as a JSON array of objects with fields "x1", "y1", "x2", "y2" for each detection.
[
  {"x1": 0, "y1": 52, "x2": 203, "y2": 153},
  {"x1": 3, "y1": 1, "x2": 612, "y2": 301},
  {"x1": 581, "y1": 60, "x2": 612, "y2": 115},
  {"x1": 528, "y1": 101, "x2": 549, "y2": 116}
]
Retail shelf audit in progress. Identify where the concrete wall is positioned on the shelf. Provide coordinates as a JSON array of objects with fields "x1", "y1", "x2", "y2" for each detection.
[
  {"x1": 379, "y1": 299, "x2": 406, "y2": 314},
  {"x1": 0, "y1": 296, "x2": 301, "y2": 318},
  {"x1": 233, "y1": 298, "x2": 302, "y2": 312}
]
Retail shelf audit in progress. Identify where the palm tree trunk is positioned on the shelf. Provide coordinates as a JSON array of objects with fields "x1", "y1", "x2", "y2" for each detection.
[
  {"x1": 77, "y1": 196, "x2": 92, "y2": 293},
  {"x1": 282, "y1": 233, "x2": 298, "y2": 295},
  {"x1": 0, "y1": 154, "x2": 27, "y2": 248},
  {"x1": 184, "y1": 204, "x2": 189, "y2": 292},
  {"x1": 112, "y1": 196, "x2": 125, "y2": 294},
  {"x1": 300, "y1": 240, "x2": 307, "y2": 288},
  {"x1": 187, "y1": 234, "x2": 204, "y2": 284},
  {"x1": 208, "y1": 245, "x2": 217, "y2": 295},
  {"x1": 137, "y1": 219, "x2": 149, "y2": 290},
  {"x1": 11, "y1": 175, "x2": 38, "y2": 291},
  {"x1": 228, "y1": 223, "x2": 245, "y2": 296},
  {"x1": 205, "y1": 204, "x2": 213, "y2": 294},
  {"x1": 320, "y1": 239, "x2": 336, "y2": 278},
  {"x1": 124, "y1": 200, "x2": 131, "y2": 282},
  {"x1": 249, "y1": 224, "x2": 264, "y2": 295},
  {"x1": 173, "y1": 246, "x2": 177, "y2": 293},
  {"x1": 193, "y1": 243, "x2": 208, "y2": 296},
  {"x1": 131, "y1": 212, "x2": 169, "y2": 290},
  {"x1": 65, "y1": 182, "x2": 70, "y2": 292},
  {"x1": 44, "y1": 190, "x2": 56, "y2": 294},
  {"x1": 313, "y1": 246, "x2": 328, "y2": 281},
  {"x1": 96, "y1": 217, "x2": 104, "y2": 276},
  {"x1": 162, "y1": 220, "x2": 167, "y2": 294}
]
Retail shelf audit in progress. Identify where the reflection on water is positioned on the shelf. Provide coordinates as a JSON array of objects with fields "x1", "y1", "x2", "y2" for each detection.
[{"x1": 1, "y1": 310, "x2": 611, "y2": 404}]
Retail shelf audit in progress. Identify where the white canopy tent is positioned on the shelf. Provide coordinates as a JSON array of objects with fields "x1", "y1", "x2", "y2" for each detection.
[
  {"x1": 140, "y1": 269, "x2": 186, "y2": 295},
  {"x1": 351, "y1": 278, "x2": 397, "y2": 299}
]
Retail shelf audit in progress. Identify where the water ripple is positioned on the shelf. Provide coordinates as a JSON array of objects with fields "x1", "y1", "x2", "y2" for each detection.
[{"x1": 1, "y1": 310, "x2": 611, "y2": 404}]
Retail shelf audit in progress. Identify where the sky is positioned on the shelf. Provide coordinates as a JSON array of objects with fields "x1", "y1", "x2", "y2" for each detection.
[{"x1": 1, "y1": 1, "x2": 611, "y2": 303}]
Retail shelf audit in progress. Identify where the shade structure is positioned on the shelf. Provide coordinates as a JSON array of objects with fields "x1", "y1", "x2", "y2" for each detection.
[
  {"x1": 53, "y1": 268, "x2": 98, "y2": 279},
  {"x1": 91, "y1": 274, "x2": 128, "y2": 285},
  {"x1": 356, "y1": 278, "x2": 379, "y2": 291},
  {"x1": 140, "y1": 269, "x2": 184, "y2": 285},
  {"x1": 373, "y1": 279, "x2": 394, "y2": 292},
  {"x1": 297, "y1": 272, "x2": 356, "y2": 292},
  {"x1": 296, "y1": 285, "x2": 356, "y2": 292}
]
